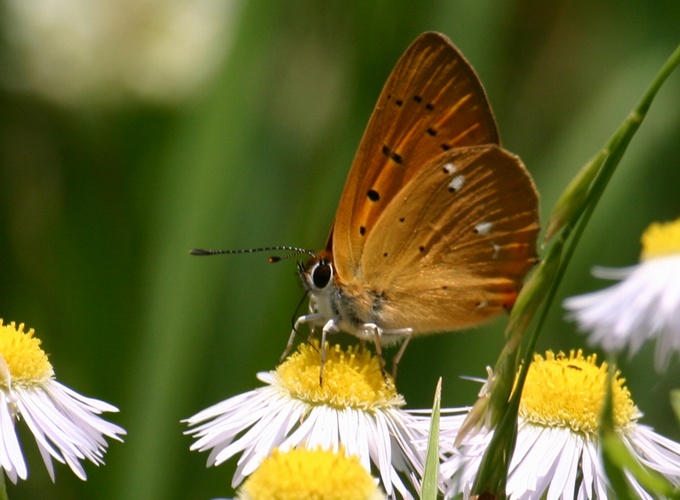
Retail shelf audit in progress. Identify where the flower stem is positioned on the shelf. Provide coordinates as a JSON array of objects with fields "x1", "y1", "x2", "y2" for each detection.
[{"x1": 0, "y1": 472, "x2": 8, "y2": 500}]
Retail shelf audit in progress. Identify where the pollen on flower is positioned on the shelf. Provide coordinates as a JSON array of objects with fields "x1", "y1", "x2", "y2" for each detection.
[
  {"x1": 238, "y1": 447, "x2": 384, "y2": 500},
  {"x1": 641, "y1": 218, "x2": 680, "y2": 260},
  {"x1": 276, "y1": 342, "x2": 403, "y2": 411},
  {"x1": 519, "y1": 350, "x2": 637, "y2": 434},
  {"x1": 0, "y1": 320, "x2": 54, "y2": 387}
]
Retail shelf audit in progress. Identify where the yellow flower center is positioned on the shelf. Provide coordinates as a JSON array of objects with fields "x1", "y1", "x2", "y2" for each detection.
[
  {"x1": 276, "y1": 343, "x2": 403, "y2": 411},
  {"x1": 519, "y1": 350, "x2": 637, "y2": 435},
  {"x1": 0, "y1": 320, "x2": 54, "y2": 388},
  {"x1": 641, "y1": 218, "x2": 680, "y2": 260},
  {"x1": 238, "y1": 447, "x2": 385, "y2": 500}
]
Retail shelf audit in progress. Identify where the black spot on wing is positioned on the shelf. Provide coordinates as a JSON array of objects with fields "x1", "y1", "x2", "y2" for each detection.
[{"x1": 381, "y1": 145, "x2": 403, "y2": 165}]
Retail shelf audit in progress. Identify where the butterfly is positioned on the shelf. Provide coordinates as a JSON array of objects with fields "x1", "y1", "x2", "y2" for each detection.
[{"x1": 195, "y1": 32, "x2": 539, "y2": 382}]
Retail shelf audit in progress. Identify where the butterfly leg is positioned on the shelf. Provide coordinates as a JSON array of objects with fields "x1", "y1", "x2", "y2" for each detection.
[
  {"x1": 389, "y1": 328, "x2": 414, "y2": 380},
  {"x1": 319, "y1": 318, "x2": 339, "y2": 386},
  {"x1": 361, "y1": 323, "x2": 390, "y2": 386},
  {"x1": 280, "y1": 313, "x2": 323, "y2": 364},
  {"x1": 306, "y1": 298, "x2": 318, "y2": 342}
]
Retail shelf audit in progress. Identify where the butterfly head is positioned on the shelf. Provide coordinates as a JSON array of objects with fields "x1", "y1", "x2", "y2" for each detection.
[{"x1": 298, "y1": 251, "x2": 335, "y2": 294}]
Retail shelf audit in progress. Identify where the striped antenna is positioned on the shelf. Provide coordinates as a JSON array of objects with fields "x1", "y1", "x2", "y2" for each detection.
[{"x1": 189, "y1": 246, "x2": 316, "y2": 263}]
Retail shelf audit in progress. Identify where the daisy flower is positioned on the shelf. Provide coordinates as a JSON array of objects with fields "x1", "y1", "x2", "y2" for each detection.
[
  {"x1": 441, "y1": 350, "x2": 680, "y2": 499},
  {"x1": 236, "y1": 447, "x2": 386, "y2": 500},
  {"x1": 564, "y1": 218, "x2": 680, "y2": 370},
  {"x1": 0, "y1": 320, "x2": 125, "y2": 483},
  {"x1": 184, "y1": 342, "x2": 426, "y2": 499}
]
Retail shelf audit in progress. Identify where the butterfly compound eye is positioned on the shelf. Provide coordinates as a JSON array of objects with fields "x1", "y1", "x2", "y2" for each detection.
[{"x1": 311, "y1": 260, "x2": 333, "y2": 289}]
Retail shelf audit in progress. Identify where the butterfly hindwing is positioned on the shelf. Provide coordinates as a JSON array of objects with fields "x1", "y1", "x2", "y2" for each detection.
[{"x1": 358, "y1": 145, "x2": 539, "y2": 333}]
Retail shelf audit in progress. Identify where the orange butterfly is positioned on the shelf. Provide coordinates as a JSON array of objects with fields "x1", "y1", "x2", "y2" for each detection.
[{"x1": 196, "y1": 32, "x2": 539, "y2": 382}]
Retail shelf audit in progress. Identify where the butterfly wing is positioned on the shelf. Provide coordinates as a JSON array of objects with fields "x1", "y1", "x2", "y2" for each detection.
[
  {"x1": 358, "y1": 145, "x2": 539, "y2": 333},
  {"x1": 331, "y1": 32, "x2": 500, "y2": 279}
]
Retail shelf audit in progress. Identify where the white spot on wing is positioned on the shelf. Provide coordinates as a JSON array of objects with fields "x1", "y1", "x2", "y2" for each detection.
[
  {"x1": 477, "y1": 300, "x2": 489, "y2": 308},
  {"x1": 448, "y1": 174, "x2": 465, "y2": 192},
  {"x1": 442, "y1": 162, "x2": 457, "y2": 174},
  {"x1": 492, "y1": 244, "x2": 501, "y2": 259},
  {"x1": 475, "y1": 222, "x2": 493, "y2": 235}
]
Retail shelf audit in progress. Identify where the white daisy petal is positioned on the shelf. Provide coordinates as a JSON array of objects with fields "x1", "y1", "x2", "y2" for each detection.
[
  {"x1": 565, "y1": 219, "x2": 680, "y2": 371},
  {"x1": 0, "y1": 391, "x2": 26, "y2": 482},
  {"x1": 546, "y1": 430, "x2": 580, "y2": 500}
]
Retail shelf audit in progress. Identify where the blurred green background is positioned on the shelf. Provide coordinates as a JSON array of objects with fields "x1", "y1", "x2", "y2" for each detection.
[{"x1": 1, "y1": 1, "x2": 679, "y2": 498}]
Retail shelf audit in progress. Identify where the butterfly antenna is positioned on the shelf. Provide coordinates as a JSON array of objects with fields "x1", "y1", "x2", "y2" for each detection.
[
  {"x1": 189, "y1": 246, "x2": 316, "y2": 262},
  {"x1": 290, "y1": 292, "x2": 309, "y2": 333},
  {"x1": 290, "y1": 292, "x2": 320, "y2": 352}
]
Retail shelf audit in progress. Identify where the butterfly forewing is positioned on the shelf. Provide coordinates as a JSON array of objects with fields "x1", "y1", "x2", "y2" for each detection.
[
  {"x1": 358, "y1": 145, "x2": 539, "y2": 333},
  {"x1": 331, "y1": 32, "x2": 500, "y2": 279}
]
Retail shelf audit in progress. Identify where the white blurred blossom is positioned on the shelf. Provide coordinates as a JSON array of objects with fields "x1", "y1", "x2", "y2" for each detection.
[{"x1": 2, "y1": 0, "x2": 241, "y2": 104}]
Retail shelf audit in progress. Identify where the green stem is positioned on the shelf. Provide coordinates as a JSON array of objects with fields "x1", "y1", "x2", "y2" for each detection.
[{"x1": 0, "y1": 471, "x2": 8, "y2": 500}]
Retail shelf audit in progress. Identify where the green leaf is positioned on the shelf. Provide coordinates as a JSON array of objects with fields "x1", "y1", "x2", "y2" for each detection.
[{"x1": 421, "y1": 378, "x2": 442, "y2": 500}]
